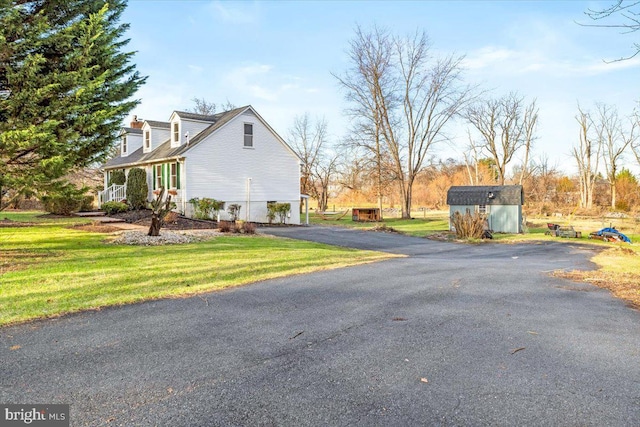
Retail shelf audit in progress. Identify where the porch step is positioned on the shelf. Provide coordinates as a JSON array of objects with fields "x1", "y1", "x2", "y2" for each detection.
[{"x1": 76, "y1": 211, "x2": 106, "y2": 217}]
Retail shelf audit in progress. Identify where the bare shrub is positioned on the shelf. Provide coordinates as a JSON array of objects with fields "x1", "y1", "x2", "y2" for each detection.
[
  {"x1": 242, "y1": 222, "x2": 257, "y2": 234},
  {"x1": 218, "y1": 220, "x2": 233, "y2": 233},
  {"x1": 451, "y1": 210, "x2": 486, "y2": 239}
]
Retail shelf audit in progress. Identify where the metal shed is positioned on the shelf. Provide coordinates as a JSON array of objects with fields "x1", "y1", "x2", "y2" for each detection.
[{"x1": 446, "y1": 185, "x2": 524, "y2": 233}]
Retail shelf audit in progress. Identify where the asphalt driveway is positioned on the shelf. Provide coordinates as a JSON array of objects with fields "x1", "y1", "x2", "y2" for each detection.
[{"x1": 1, "y1": 226, "x2": 639, "y2": 426}]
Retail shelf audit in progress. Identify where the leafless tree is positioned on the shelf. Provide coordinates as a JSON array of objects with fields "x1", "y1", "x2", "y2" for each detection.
[
  {"x1": 595, "y1": 104, "x2": 637, "y2": 208},
  {"x1": 333, "y1": 26, "x2": 395, "y2": 217},
  {"x1": 335, "y1": 25, "x2": 474, "y2": 218},
  {"x1": 573, "y1": 105, "x2": 602, "y2": 209},
  {"x1": 579, "y1": 0, "x2": 640, "y2": 61},
  {"x1": 288, "y1": 114, "x2": 338, "y2": 211},
  {"x1": 464, "y1": 93, "x2": 538, "y2": 186},
  {"x1": 189, "y1": 97, "x2": 236, "y2": 115},
  {"x1": 632, "y1": 108, "x2": 640, "y2": 167}
]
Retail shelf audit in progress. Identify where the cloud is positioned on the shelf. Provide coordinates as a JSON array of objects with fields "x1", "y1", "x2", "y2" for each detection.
[
  {"x1": 224, "y1": 63, "x2": 319, "y2": 102},
  {"x1": 188, "y1": 64, "x2": 204, "y2": 74}
]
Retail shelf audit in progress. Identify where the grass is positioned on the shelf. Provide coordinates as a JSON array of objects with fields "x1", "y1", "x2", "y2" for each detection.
[
  {"x1": 0, "y1": 213, "x2": 396, "y2": 326},
  {"x1": 310, "y1": 210, "x2": 450, "y2": 237}
]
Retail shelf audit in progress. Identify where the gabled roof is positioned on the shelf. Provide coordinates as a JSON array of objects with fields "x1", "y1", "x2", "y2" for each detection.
[
  {"x1": 144, "y1": 120, "x2": 170, "y2": 129},
  {"x1": 102, "y1": 106, "x2": 250, "y2": 170},
  {"x1": 446, "y1": 185, "x2": 524, "y2": 206},
  {"x1": 121, "y1": 127, "x2": 143, "y2": 135},
  {"x1": 173, "y1": 111, "x2": 221, "y2": 122}
]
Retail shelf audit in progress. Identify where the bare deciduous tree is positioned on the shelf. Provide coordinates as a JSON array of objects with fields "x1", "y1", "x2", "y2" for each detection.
[
  {"x1": 189, "y1": 97, "x2": 236, "y2": 115},
  {"x1": 288, "y1": 114, "x2": 337, "y2": 212},
  {"x1": 596, "y1": 104, "x2": 636, "y2": 208},
  {"x1": 464, "y1": 93, "x2": 538, "y2": 185},
  {"x1": 580, "y1": 0, "x2": 640, "y2": 61},
  {"x1": 573, "y1": 105, "x2": 602, "y2": 209},
  {"x1": 335, "y1": 25, "x2": 473, "y2": 218}
]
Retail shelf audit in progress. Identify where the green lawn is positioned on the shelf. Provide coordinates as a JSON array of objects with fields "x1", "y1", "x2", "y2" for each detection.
[
  {"x1": 0, "y1": 214, "x2": 395, "y2": 326},
  {"x1": 310, "y1": 210, "x2": 450, "y2": 237}
]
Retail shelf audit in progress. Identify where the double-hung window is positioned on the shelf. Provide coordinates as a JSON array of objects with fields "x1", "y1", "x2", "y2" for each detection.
[
  {"x1": 155, "y1": 165, "x2": 162, "y2": 189},
  {"x1": 170, "y1": 163, "x2": 178, "y2": 189},
  {"x1": 144, "y1": 130, "x2": 150, "y2": 150},
  {"x1": 173, "y1": 122, "x2": 179, "y2": 144},
  {"x1": 244, "y1": 123, "x2": 253, "y2": 147},
  {"x1": 121, "y1": 135, "x2": 127, "y2": 154}
]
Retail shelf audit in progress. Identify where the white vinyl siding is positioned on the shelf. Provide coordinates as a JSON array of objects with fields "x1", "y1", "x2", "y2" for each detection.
[{"x1": 185, "y1": 111, "x2": 300, "y2": 223}]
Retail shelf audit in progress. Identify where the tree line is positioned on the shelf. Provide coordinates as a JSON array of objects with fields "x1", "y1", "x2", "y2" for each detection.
[{"x1": 289, "y1": 23, "x2": 640, "y2": 216}]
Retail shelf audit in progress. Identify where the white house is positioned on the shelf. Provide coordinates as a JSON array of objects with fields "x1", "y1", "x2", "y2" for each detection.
[{"x1": 100, "y1": 106, "x2": 303, "y2": 224}]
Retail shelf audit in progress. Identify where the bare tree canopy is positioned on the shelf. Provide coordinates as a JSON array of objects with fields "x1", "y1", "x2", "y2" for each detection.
[
  {"x1": 573, "y1": 104, "x2": 603, "y2": 209},
  {"x1": 464, "y1": 93, "x2": 538, "y2": 185},
  {"x1": 580, "y1": 0, "x2": 640, "y2": 61},
  {"x1": 335, "y1": 25, "x2": 474, "y2": 218},
  {"x1": 189, "y1": 97, "x2": 236, "y2": 115},
  {"x1": 287, "y1": 114, "x2": 337, "y2": 211}
]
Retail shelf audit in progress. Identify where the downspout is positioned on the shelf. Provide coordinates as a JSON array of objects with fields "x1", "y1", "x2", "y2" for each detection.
[
  {"x1": 246, "y1": 177, "x2": 252, "y2": 221},
  {"x1": 180, "y1": 158, "x2": 186, "y2": 216}
]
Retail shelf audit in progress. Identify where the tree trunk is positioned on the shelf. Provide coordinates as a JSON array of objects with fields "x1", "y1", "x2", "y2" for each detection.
[{"x1": 148, "y1": 214, "x2": 161, "y2": 236}]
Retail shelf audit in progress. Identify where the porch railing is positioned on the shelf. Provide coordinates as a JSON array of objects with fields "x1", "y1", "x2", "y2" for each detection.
[{"x1": 98, "y1": 184, "x2": 126, "y2": 207}]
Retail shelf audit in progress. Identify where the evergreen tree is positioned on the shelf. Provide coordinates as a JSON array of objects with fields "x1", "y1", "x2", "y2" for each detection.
[{"x1": 0, "y1": 0, "x2": 146, "y2": 210}]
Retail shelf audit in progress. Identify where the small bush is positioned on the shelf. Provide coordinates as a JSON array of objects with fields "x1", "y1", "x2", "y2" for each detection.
[
  {"x1": 101, "y1": 201, "x2": 129, "y2": 215},
  {"x1": 164, "y1": 211, "x2": 179, "y2": 224},
  {"x1": 108, "y1": 170, "x2": 126, "y2": 186},
  {"x1": 451, "y1": 210, "x2": 487, "y2": 239},
  {"x1": 41, "y1": 185, "x2": 89, "y2": 215},
  {"x1": 242, "y1": 222, "x2": 257, "y2": 234},
  {"x1": 268, "y1": 202, "x2": 291, "y2": 224},
  {"x1": 126, "y1": 168, "x2": 149, "y2": 210},
  {"x1": 80, "y1": 195, "x2": 95, "y2": 212},
  {"x1": 189, "y1": 197, "x2": 225, "y2": 220},
  {"x1": 218, "y1": 220, "x2": 234, "y2": 233}
]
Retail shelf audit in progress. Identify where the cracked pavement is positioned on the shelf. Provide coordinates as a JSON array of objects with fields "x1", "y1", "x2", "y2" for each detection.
[{"x1": 1, "y1": 226, "x2": 639, "y2": 426}]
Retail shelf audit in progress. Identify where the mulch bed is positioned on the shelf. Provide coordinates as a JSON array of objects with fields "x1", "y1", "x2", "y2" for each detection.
[{"x1": 111, "y1": 210, "x2": 218, "y2": 230}]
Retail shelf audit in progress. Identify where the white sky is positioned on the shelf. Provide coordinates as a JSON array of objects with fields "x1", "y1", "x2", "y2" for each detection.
[{"x1": 121, "y1": 0, "x2": 640, "y2": 175}]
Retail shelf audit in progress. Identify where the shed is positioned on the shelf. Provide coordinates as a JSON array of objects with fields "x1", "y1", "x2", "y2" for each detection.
[{"x1": 446, "y1": 185, "x2": 524, "y2": 233}]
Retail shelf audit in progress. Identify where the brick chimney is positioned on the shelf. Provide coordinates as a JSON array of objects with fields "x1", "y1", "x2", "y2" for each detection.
[{"x1": 130, "y1": 115, "x2": 143, "y2": 129}]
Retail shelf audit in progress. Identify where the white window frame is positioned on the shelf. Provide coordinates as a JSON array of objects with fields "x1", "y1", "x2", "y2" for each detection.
[
  {"x1": 244, "y1": 123, "x2": 253, "y2": 148},
  {"x1": 477, "y1": 204, "x2": 489, "y2": 214},
  {"x1": 144, "y1": 130, "x2": 150, "y2": 150},
  {"x1": 170, "y1": 162, "x2": 178, "y2": 189},
  {"x1": 121, "y1": 135, "x2": 127, "y2": 155},
  {"x1": 155, "y1": 164, "x2": 162, "y2": 189},
  {"x1": 173, "y1": 122, "x2": 180, "y2": 145}
]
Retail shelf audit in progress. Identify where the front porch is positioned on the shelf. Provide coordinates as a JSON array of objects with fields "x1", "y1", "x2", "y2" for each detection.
[{"x1": 98, "y1": 184, "x2": 184, "y2": 212}]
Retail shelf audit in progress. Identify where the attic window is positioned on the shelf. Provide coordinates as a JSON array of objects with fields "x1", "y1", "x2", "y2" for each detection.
[
  {"x1": 173, "y1": 122, "x2": 179, "y2": 144},
  {"x1": 121, "y1": 135, "x2": 127, "y2": 154},
  {"x1": 244, "y1": 123, "x2": 253, "y2": 147},
  {"x1": 144, "y1": 130, "x2": 150, "y2": 149}
]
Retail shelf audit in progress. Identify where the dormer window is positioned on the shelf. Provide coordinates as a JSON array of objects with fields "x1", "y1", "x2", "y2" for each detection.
[
  {"x1": 244, "y1": 123, "x2": 253, "y2": 147},
  {"x1": 144, "y1": 130, "x2": 150, "y2": 150},
  {"x1": 173, "y1": 122, "x2": 180, "y2": 144},
  {"x1": 121, "y1": 135, "x2": 127, "y2": 155}
]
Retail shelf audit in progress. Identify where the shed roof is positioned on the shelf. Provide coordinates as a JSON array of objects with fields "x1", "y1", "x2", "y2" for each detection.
[{"x1": 446, "y1": 185, "x2": 523, "y2": 206}]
